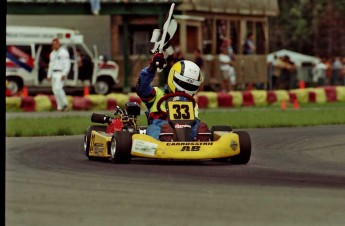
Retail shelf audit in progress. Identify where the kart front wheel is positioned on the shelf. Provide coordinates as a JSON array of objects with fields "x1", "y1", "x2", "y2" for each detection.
[
  {"x1": 84, "y1": 125, "x2": 107, "y2": 160},
  {"x1": 229, "y1": 131, "x2": 251, "y2": 164},
  {"x1": 110, "y1": 131, "x2": 132, "y2": 164}
]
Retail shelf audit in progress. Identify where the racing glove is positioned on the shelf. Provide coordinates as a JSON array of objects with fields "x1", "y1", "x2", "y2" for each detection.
[{"x1": 149, "y1": 52, "x2": 166, "y2": 73}]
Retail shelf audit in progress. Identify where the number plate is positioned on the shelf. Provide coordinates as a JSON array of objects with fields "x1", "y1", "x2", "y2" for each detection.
[{"x1": 167, "y1": 101, "x2": 194, "y2": 120}]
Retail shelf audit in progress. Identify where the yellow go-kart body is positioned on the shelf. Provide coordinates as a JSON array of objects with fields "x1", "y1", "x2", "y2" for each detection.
[
  {"x1": 84, "y1": 95, "x2": 251, "y2": 164},
  {"x1": 130, "y1": 132, "x2": 240, "y2": 160}
]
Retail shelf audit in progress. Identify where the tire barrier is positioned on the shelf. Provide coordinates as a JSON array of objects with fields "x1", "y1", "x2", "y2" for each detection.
[
  {"x1": 217, "y1": 92, "x2": 232, "y2": 107},
  {"x1": 252, "y1": 90, "x2": 268, "y2": 107},
  {"x1": 20, "y1": 96, "x2": 35, "y2": 112},
  {"x1": 336, "y1": 86, "x2": 345, "y2": 102},
  {"x1": 72, "y1": 96, "x2": 92, "y2": 111},
  {"x1": 5, "y1": 86, "x2": 345, "y2": 112},
  {"x1": 34, "y1": 95, "x2": 53, "y2": 112}
]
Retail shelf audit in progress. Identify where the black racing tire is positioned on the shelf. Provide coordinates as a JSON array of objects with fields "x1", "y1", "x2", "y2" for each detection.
[
  {"x1": 110, "y1": 131, "x2": 132, "y2": 164},
  {"x1": 84, "y1": 125, "x2": 107, "y2": 160},
  {"x1": 229, "y1": 131, "x2": 251, "y2": 164}
]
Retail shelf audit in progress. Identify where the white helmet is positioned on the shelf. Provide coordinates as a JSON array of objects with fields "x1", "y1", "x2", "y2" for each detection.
[{"x1": 167, "y1": 60, "x2": 203, "y2": 95}]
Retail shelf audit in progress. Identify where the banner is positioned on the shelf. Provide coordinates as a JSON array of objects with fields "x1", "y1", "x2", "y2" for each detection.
[{"x1": 6, "y1": 46, "x2": 34, "y2": 72}]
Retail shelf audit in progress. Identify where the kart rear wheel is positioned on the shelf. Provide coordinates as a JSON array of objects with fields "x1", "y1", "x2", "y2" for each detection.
[
  {"x1": 84, "y1": 125, "x2": 107, "y2": 160},
  {"x1": 229, "y1": 131, "x2": 251, "y2": 164},
  {"x1": 110, "y1": 131, "x2": 132, "y2": 164}
]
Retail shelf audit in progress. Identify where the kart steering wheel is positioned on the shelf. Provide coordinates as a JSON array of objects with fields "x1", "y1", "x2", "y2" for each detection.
[{"x1": 156, "y1": 92, "x2": 196, "y2": 115}]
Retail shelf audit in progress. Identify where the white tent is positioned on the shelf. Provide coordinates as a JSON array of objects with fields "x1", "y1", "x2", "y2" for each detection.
[{"x1": 267, "y1": 49, "x2": 318, "y2": 67}]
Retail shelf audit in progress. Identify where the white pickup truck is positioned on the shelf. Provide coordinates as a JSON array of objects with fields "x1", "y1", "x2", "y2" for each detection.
[{"x1": 6, "y1": 25, "x2": 119, "y2": 95}]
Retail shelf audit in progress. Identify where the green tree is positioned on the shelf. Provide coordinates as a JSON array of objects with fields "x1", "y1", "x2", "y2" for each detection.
[{"x1": 269, "y1": 0, "x2": 345, "y2": 57}]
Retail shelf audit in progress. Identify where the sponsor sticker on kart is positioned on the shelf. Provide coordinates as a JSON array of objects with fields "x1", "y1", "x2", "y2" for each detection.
[{"x1": 132, "y1": 140, "x2": 158, "y2": 156}]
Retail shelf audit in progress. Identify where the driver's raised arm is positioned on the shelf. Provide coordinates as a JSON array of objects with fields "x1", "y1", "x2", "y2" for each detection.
[
  {"x1": 136, "y1": 53, "x2": 166, "y2": 103},
  {"x1": 136, "y1": 67, "x2": 156, "y2": 102}
]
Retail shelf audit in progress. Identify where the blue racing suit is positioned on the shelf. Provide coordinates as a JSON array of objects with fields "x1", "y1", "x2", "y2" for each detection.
[{"x1": 136, "y1": 67, "x2": 200, "y2": 140}]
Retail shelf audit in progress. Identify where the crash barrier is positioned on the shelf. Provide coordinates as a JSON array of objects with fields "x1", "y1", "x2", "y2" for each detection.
[{"x1": 5, "y1": 86, "x2": 345, "y2": 112}]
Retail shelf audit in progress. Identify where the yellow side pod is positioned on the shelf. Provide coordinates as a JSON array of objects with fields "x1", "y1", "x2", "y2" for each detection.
[
  {"x1": 131, "y1": 133, "x2": 240, "y2": 160},
  {"x1": 89, "y1": 131, "x2": 112, "y2": 157}
]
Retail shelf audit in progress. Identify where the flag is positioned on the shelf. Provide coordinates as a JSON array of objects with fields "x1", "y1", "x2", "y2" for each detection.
[{"x1": 150, "y1": 3, "x2": 176, "y2": 58}]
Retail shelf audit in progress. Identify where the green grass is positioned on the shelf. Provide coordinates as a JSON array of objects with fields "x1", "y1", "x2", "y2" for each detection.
[
  {"x1": 6, "y1": 102, "x2": 345, "y2": 137},
  {"x1": 6, "y1": 117, "x2": 90, "y2": 137},
  {"x1": 199, "y1": 108, "x2": 345, "y2": 128}
]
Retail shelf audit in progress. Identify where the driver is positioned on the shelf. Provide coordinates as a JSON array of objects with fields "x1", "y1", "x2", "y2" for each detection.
[{"x1": 136, "y1": 52, "x2": 211, "y2": 141}]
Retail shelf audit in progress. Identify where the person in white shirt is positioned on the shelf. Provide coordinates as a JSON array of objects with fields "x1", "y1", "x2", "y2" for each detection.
[
  {"x1": 219, "y1": 46, "x2": 236, "y2": 91},
  {"x1": 47, "y1": 38, "x2": 71, "y2": 111},
  {"x1": 312, "y1": 57, "x2": 327, "y2": 86}
]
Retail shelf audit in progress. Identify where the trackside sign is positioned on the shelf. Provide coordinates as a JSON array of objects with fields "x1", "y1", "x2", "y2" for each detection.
[{"x1": 6, "y1": 32, "x2": 56, "y2": 39}]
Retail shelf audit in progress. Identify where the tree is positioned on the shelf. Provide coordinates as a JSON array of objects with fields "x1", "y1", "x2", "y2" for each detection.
[{"x1": 269, "y1": 0, "x2": 345, "y2": 57}]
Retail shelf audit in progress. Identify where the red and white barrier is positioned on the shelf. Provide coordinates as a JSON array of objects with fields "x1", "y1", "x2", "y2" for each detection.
[{"x1": 5, "y1": 86, "x2": 345, "y2": 112}]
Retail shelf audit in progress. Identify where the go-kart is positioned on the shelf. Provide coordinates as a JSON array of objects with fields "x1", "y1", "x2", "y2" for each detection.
[{"x1": 83, "y1": 92, "x2": 251, "y2": 164}]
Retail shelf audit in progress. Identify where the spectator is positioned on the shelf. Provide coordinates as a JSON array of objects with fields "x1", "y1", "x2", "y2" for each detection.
[
  {"x1": 194, "y1": 48, "x2": 205, "y2": 91},
  {"x1": 224, "y1": 38, "x2": 236, "y2": 61},
  {"x1": 340, "y1": 57, "x2": 345, "y2": 86},
  {"x1": 38, "y1": 49, "x2": 50, "y2": 83},
  {"x1": 287, "y1": 57, "x2": 297, "y2": 89},
  {"x1": 331, "y1": 57, "x2": 343, "y2": 85},
  {"x1": 312, "y1": 57, "x2": 327, "y2": 86},
  {"x1": 279, "y1": 55, "x2": 295, "y2": 90},
  {"x1": 271, "y1": 55, "x2": 284, "y2": 90},
  {"x1": 173, "y1": 45, "x2": 185, "y2": 63},
  {"x1": 243, "y1": 32, "x2": 256, "y2": 55},
  {"x1": 194, "y1": 48, "x2": 204, "y2": 69},
  {"x1": 77, "y1": 48, "x2": 92, "y2": 81},
  {"x1": 324, "y1": 58, "x2": 332, "y2": 85},
  {"x1": 90, "y1": 0, "x2": 101, "y2": 15},
  {"x1": 219, "y1": 46, "x2": 236, "y2": 92},
  {"x1": 77, "y1": 48, "x2": 83, "y2": 69},
  {"x1": 47, "y1": 38, "x2": 71, "y2": 112}
]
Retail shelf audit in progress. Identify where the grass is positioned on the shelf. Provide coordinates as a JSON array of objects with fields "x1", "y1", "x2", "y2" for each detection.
[
  {"x1": 6, "y1": 102, "x2": 345, "y2": 137},
  {"x1": 6, "y1": 116, "x2": 90, "y2": 137}
]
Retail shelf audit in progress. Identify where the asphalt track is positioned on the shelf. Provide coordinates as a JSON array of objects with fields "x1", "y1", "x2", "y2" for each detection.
[{"x1": 5, "y1": 125, "x2": 345, "y2": 226}]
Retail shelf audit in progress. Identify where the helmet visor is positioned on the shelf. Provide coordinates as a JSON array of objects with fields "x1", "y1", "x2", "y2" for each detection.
[{"x1": 173, "y1": 73, "x2": 199, "y2": 93}]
